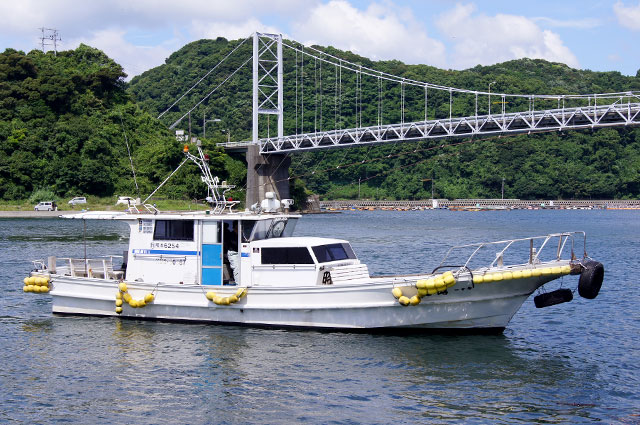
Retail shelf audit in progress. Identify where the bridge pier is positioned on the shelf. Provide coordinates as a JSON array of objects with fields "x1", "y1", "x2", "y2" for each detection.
[{"x1": 246, "y1": 144, "x2": 290, "y2": 207}]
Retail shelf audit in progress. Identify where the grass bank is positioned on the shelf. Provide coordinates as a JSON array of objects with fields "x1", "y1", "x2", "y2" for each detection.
[{"x1": 0, "y1": 197, "x2": 212, "y2": 212}]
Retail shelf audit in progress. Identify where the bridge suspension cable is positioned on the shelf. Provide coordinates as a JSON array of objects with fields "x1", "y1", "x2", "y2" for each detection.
[
  {"x1": 169, "y1": 55, "x2": 252, "y2": 130},
  {"x1": 283, "y1": 40, "x2": 639, "y2": 101},
  {"x1": 158, "y1": 36, "x2": 251, "y2": 120}
]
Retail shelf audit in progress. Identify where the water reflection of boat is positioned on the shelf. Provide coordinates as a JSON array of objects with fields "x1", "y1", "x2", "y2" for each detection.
[{"x1": 23, "y1": 142, "x2": 605, "y2": 333}]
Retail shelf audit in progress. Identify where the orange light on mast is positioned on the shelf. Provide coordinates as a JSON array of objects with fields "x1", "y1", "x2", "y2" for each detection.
[{"x1": 183, "y1": 144, "x2": 189, "y2": 153}]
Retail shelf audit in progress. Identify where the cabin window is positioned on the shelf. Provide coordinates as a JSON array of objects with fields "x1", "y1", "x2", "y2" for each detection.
[
  {"x1": 261, "y1": 247, "x2": 314, "y2": 264},
  {"x1": 153, "y1": 220, "x2": 194, "y2": 241},
  {"x1": 312, "y1": 243, "x2": 356, "y2": 263}
]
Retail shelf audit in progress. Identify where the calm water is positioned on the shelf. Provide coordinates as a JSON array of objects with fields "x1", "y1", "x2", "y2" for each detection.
[{"x1": 1, "y1": 210, "x2": 639, "y2": 424}]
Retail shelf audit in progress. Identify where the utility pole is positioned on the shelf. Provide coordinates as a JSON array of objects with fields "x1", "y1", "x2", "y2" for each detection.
[
  {"x1": 39, "y1": 28, "x2": 61, "y2": 55},
  {"x1": 501, "y1": 177, "x2": 505, "y2": 200},
  {"x1": 358, "y1": 178, "x2": 361, "y2": 199}
]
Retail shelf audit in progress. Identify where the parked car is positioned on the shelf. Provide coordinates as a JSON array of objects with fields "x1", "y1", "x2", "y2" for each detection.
[
  {"x1": 116, "y1": 196, "x2": 138, "y2": 206},
  {"x1": 68, "y1": 197, "x2": 87, "y2": 206},
  {"x1": 34, "y1": 201, "x2": 58, "y2": 211}
]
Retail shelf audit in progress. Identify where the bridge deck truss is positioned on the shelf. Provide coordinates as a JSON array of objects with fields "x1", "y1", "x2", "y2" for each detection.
[{"x1": 247, "y1": 102, "x2": 640, "y2": 153}]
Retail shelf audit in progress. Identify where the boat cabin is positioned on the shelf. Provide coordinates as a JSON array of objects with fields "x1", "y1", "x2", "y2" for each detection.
[{"x1": 119, "y1": 213, "x2": 367, "y2": 287}]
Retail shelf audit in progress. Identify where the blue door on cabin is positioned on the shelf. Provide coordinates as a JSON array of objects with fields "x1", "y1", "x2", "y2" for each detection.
[{"x1": 201, "y1": 221, "x2": 222, "y2": 285}]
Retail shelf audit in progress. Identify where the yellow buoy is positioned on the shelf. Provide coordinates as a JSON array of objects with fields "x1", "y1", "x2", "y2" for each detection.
[
  {"x1": 118, "y1": 282, "x2": 128, "y2": 292},
  {"x1": 144, "y1": 293, "x2": 155, "y2": 303},
  {"x1": 491, "y1": 273, "x2": 503, "y2": 282},
  {"x1": 512, "y1": 270, "x2": 523, "y2": 279},
  {"x1": 115, "y1": 307, "x2": 123, "y2": 314},
  {"x1": 409, "y1": 295, "x2": 421, "y2": 306},
  {"x1": 138, "y1": 299, "x2": 146, "y2": 308},
  {"x1": 28, "y1": 276, "x2": 36, "y2": 285},
  {"x1": 424, "y1": 279, "x2": 437, "y2": 290},
  {"x1": 123, "y1": 293, "x2": 132, "y2": 303},
  {"x1": 41, "y1": 286, "x2": 50, "y2": 293},
  {"x1": 417, "y1": 288, "x2": 428, "y2": 298},
  {"x1": 23, "y1": 285, "x2": 30, "y2": 292},
  {"x1": 541, "y1": 268, "x2": 553, "y2": 276},
  {"x1": 128, "y1": 299, "x2": 137, "y2": 308},
  {"x1": 115, "y1": 299, "x2": 123, "y2": 307},
  {"x1": 213, "y1": 296, "x2": 223, "y2": 305},
  {"x1": 35, "y1": 277, "x2": 42, "y2": 285},
  {"x1": 502, "y1": 271, "x2": 513, "y2": 281},
  {"x1": 522, "y1": 269, "x2": 533, "y2": 278},
  {"x1": 391, "y1": 287, "x2": 403, "y2": 299},
  {"x1": 416, "y1": 280, "x2": 427, "y2": 290},
  {"x1": 115, "y1": 292, "x2": 122, "y2": 300},
  {"x1": 473, "y1": 275, "x2": 484, "y2": 284},
  {"x1": 23, "y1": 277, "x2": 29, "y2": 285},
  {"x1": 561, "y1": 265, "x2": 571, "y2": 275},
  {"x1": 33, "y1": 285, "x2": 42, "y2": 293},
  {"x1": 443, "y1": 272, "x2": 455, "y2": 285},
  {"x1": 398, "y1": 296, "x2": 410, "y2": 306},
  {"x1": 235, "y1": 288, "x2": 247, "y2": 299},
  {"x1": 551, "y1": 266, "x2": 562, "y2": 275},
  {"x1": 531, "y1": 269, "x2": 542, "y2": 277},
  {"x1": 426, "y1": 287, "x2": 438, "y2": 295},
  {"x1": 229, "y1": 295, "x2": 239, "y2": 304},
  {"x1": 483, "y1": 274, "x2": 493, "y2": 283}
]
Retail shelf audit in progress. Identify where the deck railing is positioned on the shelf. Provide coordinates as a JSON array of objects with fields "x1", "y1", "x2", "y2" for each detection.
[
  {"x1": 435, "y1": 232, "x2": 587, "y2": 273},
  {"x1": 34, "y1": 255, "x2": 125, "y2": 280}
]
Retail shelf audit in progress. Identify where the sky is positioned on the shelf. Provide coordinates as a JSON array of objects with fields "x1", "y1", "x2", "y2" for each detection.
[{"x1": 0, "y1": 0, "x2": 639, "y2": 80}]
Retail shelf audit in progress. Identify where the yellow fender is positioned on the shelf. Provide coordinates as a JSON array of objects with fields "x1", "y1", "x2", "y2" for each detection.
[
  {"x1": 206, "y1": 288, "x2": 247, "y2": 306},
  {"x1": 23, "y1": 275, "x2": 51, "y2": 294},
  {"x1": 116, "y1": 283, "x2": 153, "y2": 313}
]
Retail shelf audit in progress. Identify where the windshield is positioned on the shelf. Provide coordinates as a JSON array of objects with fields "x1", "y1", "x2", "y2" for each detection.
[
  {"x1": 247, "y1": 218, "x2": 298, "y2": 241},
  {"x1": 312, "y1": 243, "x2": 357, "y2": 263}
]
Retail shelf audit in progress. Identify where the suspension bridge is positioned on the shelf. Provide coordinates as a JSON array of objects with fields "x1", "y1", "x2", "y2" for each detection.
[{"x1": 162, "y1": 33, "x2": 640, "y2": 206}]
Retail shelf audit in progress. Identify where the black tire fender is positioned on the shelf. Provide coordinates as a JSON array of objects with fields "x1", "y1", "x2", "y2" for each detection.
[
  {"x1": 578, "y1": 260, "x2": 604, "y2": 300},
  {"x1": 534, "y1": 288, "x2": 573, "y2": 308}
]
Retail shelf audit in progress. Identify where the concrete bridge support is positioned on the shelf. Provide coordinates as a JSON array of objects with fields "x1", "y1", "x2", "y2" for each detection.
[{"x1": 245, "y1": 144, "x2": 290, "y2": 207}]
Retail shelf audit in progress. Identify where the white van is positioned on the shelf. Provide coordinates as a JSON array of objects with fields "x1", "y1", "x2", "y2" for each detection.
[
  {"x1": 68, "y1": 197, "x2": 87, "y2": 206},
  {"x1": 34, "y1": 201, "x2": 58, "y2": 211}
]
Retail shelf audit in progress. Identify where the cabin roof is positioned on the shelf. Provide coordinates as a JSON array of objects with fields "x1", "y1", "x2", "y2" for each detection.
[
  {"x1": 61, "y1": 211, "x2": 300, "y2": 221},
  {"x1": 251, "y1": 237, "x2": 348, "y2": 247}
]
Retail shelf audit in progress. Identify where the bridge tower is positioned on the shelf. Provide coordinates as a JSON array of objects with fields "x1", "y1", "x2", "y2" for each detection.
[{"x1": 246, "y1": 32, "x2": 290, "y2": 207}]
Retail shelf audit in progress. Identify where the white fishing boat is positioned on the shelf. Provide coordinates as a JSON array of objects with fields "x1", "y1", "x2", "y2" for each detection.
[{"x1": 23, "y1": 143, "x2": 605, "y2": 332}]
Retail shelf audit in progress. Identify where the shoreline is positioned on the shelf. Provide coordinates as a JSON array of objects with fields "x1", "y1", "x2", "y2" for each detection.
[
  {"x1": 0, "y1": 211, "x2": 64, "y2": 218},
  {"x1": 320, "y1": 199, "x2": 640, "y2": 211}
]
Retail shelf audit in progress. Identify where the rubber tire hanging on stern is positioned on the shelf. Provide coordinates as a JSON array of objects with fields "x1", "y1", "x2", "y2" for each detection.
[{"x1": 578, "y1": 260, "x2": 605, "y2": 299}]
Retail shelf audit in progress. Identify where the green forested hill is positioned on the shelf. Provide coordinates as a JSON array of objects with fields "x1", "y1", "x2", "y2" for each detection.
[
  {"x1": 0, "y1": 45, "x2": 232, "y2": 202},
  {"x1": 2, "y1": 39, "x2": 639, "y2": 204},
  {"x1": 129, "y1": 38, "x2": 640, "y2": 200}
]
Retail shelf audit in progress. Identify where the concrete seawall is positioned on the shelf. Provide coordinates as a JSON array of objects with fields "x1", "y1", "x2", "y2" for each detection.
[
  {"x1": 0, "y1": 211, "x2": 63, "y2": 218},
  {"x1": 320, "y1": 199, "x2": 640, "y2": 210}
]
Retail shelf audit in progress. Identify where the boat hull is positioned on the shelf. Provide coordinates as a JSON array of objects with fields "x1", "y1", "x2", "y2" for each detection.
[{"x1": 48, "y1": 271, "x2": 561, "y2": 331}]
